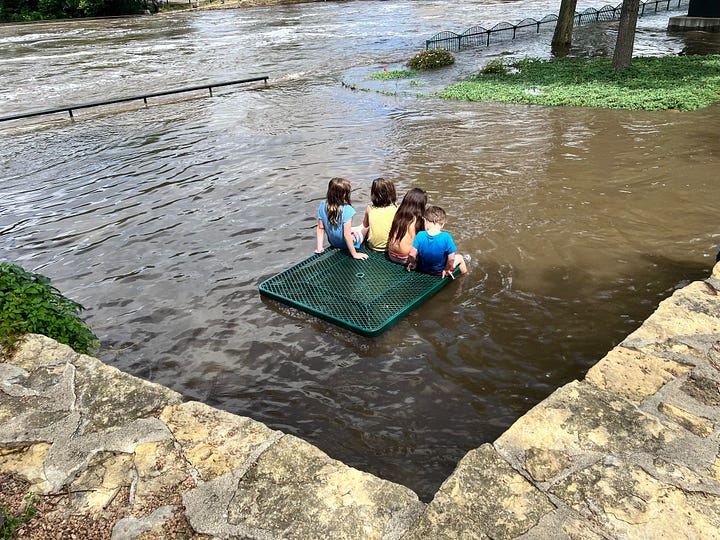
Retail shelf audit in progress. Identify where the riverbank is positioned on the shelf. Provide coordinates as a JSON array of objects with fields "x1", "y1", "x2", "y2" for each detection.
[
  {"x1": 361, "y1": 54, "x2": 720, "y2": 111},
  {"x1": 2, "y1": 262, "x2": 719, "y2": 538}
]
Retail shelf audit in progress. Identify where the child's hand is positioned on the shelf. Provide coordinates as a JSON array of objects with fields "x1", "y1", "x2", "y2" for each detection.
[
  {"x1": 442, "y1": 268, "x2": 456, "y2": 280},
  {"x1": 352, "y1": 252, "x2": 368, "y2": 260},
  {"x1": 315, "y1": 248, "x2": 325, "y2": 254},
  {"x1": 406, "y1": 256, "x2": 417, "y2": 272}
]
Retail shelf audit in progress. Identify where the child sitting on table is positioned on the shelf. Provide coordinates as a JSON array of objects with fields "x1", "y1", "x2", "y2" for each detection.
[
  {"x1": 362, "y1": 177, "x2": 397, "y2": 252},
  {"x1": 315, "y1": 177, "x2": 368, "y2": 260},
  {"x1": 387, "y1": 187, "x2": 427, "y2": 265},
  {"x1": 407, "y1": 205, "x2": 468, "y2": 278}
]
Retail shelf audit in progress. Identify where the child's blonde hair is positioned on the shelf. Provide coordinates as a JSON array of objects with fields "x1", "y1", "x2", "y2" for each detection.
[{"x1": 325, "y1": 177, "x2": 352, "y2": 227}]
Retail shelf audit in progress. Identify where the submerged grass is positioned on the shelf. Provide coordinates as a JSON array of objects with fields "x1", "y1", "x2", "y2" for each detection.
[
  {"x1": 440, "y1": 55, "x2": 720, "y2": 111},
  {"x1": 371, "y1": 69, "x2": 419, "y2": 80}
]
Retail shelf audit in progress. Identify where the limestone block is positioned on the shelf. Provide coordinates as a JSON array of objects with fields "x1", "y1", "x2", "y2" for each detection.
[
  {"x1": 524, "y1": 447, "x2": 572, "y2": 483},
  {"x1": 549, "y1": 459, "x2": 720, "y2": 539},
  {"x1": 712, "y1": 455, "x2": 720, "y2": 482},
  {"x1": 585, "y1": 346, "x2": 691, "y2": 402},
  {"x1": 43, "y1": 417, "x2": 174, "y2": 492},
  {"x1": 6, "y1": 333, "x2": 81, "y2": 370},
  {"x1": 69, "y1": 450, "x2": 134, "y2": 511},
  {"x1": 405, "y1": 444, "x2": 554, "y2": 540},
  {"x1": 624, "y1": 281, "x2": 720, "y2": 345},
  {"x1": 132, "y1": 439, "x2": 190, "y2": 512},
  {"x1": 658, "y1": 401, "x2": 714, "y2": 437},
  {"x1": 496, "y1": 381, "x2": 706, "y2": 481},
  {"x1": 517, "y1": 506, "x2": 605, "y2": 540},
  {"x1": 681, "y1": 373, "x2": 720, "y2": 407},
  {"x1": 71, "y1": 353, "x2": 183, "y2": 434},
  {"x1": 160, "y1": 401, "x2": 280, "y2": 481},
  {"x1": 0, "y1": 361, "x2": 76, "y2": 434},
  {"x1": 0, "y1": 443, "x2": 52, "y2": 493},
  {"x1": 193, "y1": 434, "x2": 424, "y2": 540},
  {"x1": 111, "y1": 505, "x2": 175, "y2": 540}
]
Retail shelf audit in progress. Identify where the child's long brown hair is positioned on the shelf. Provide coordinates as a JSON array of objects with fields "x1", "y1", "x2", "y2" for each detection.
[
  {"x1": 388, "y1": 188, "x2": 427, "y2": 244},
  {"x1": 370, "y1": 177, "x2": 397, "y2": 208},
  {"x1": 325, "y1": 177, "x2": 352, "y2": 227}
]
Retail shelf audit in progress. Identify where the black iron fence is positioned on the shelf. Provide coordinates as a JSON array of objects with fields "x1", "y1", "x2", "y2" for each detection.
[
  {"x1": 425, "y1": 0, "x2": 690, "y2": 51},
  {"x1": 0, "y1": 76, "x2": 268, "y2": 123}
]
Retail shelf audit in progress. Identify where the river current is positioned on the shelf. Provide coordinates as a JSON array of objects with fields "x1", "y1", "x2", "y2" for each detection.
[{"x1": 1, "y1": 0, "x2": 719, "y2": 500}]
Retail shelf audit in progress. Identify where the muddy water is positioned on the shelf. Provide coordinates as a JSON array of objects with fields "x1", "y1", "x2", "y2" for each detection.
[{"x1": 1, "y1": 1, "x2": 719, "y2": 500}]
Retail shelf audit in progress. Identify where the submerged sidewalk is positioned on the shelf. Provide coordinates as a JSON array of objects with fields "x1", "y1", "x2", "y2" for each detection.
[{"x1": 1, "y1": 263, "x2": 719, "y2": 539}]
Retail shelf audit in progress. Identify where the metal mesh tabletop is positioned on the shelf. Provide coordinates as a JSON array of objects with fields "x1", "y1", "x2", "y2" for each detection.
[{"x1": 258, "y1": 248, "x2": 457, "y2": 336}]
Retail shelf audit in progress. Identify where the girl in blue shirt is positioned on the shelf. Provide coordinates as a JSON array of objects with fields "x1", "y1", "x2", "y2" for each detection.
[{"x1": 315, "y1": 177, "x2": 368, "y2": 260}]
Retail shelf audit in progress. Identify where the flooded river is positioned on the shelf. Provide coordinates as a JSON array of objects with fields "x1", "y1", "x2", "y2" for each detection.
[{"x1": 1, "y1": 0, "x2": 719, "y2": 500}]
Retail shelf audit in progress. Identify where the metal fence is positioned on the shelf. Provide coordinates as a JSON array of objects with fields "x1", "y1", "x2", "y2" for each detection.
[{"x1": 425, "y1": 0, "x2": 690, "y2": 51}]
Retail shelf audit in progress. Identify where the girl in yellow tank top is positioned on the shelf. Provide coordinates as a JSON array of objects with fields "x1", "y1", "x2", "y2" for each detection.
[{"x1": 362, "y1": 178, "x2": 398, "y2": 252}]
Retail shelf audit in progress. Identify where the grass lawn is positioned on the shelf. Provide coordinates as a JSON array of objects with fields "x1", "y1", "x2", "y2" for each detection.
[{"x1": 439, "y1": 55, "x2": 720, "y2": 111}]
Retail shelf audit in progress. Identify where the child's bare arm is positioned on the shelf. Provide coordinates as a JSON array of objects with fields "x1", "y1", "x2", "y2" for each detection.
[
  {"x1": 442, "y1": 252, "x2": 457, "y2": 279},
  {"x1": 406, "y1": 247, "x2": 418, "y2": 271},
  {"x1": 362, "y1": 206, "x2": 370, "y2": 229},
  {"x1": 315, "y1": 220, "x2": 325, "y2": 254}
]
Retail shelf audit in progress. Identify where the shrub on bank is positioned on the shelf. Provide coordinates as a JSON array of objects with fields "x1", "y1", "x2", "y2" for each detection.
[
  {"x1": 407, "y1": 49, "x2": 455, "y2": 70},
  {"x1": 440, "y1": 55, "x2": 720, "y2": 111},
  {"x1": 0, "y1": 263, "x2": 99, "y2": 354}
]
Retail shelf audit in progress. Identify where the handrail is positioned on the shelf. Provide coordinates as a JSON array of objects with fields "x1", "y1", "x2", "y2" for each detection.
[{"x1": 0, "y1": 76, "x2": 269, "y2": 123}]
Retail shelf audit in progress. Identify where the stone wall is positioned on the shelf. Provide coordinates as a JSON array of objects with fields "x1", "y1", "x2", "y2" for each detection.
[{"x1": 1, "y1": 262, "x2": 719, "y2": 539}]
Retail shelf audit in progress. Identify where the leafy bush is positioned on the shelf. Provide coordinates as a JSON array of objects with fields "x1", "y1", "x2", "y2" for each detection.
[
  {"x1": 407, "y1": 49, "x2": 455, "y2": 71},
  {"x1": 0, "y1": 263, "x2": 98, "y2": 354},
  {"x1": 480, "y1": 58, "x2": 508, "y2": 75}
]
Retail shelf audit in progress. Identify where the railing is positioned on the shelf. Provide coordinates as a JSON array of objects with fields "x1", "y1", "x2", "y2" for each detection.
[
  {"x1": 0, "y1": 76, "x2": 268, "y2": 123},
  {"x1": 425, "y1": 0, "x2": 689, "y2": 51}
]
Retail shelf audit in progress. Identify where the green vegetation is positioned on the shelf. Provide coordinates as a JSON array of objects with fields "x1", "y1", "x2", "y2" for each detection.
[
  {"x1": 1, "y1": 495, "x2": 37, "y2": 540},
  {"x1": 479, "y1": 58, "x2": 510, "y2": 75},
  {"x1": 370, "y1": 69, "x2": 419, "y2": 80},
  {"x1": 0, "y1": 263, "x2": 98, "y2": 355},
  {"x1": 407, "y1": 49, "x2": 455, "y2": 70},
  {"x1": 0, "y1": 0, "x2": 145, "y2": 21},
  {"x1": 441, "y1": 55, "x2": 720, "y2": 111}
]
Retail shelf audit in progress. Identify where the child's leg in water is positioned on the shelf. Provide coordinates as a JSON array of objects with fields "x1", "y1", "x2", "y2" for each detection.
[{"x1": 452, "y1": 253, "x2": 469, "y2": 274}]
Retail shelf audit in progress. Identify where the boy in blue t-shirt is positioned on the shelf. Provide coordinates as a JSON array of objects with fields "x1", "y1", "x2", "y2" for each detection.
[{"x1": 407, "y1": 205, "x2": 468, "y2": 279}]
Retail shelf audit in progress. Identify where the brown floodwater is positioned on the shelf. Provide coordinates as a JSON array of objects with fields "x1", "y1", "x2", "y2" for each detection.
[{"x1": 1, "y1": 0, "x2": 718, "y2": 500}]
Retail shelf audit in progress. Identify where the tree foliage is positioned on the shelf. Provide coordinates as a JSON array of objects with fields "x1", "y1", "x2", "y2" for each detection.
[{"x1": 0, "y1": 0, "x2": 145, "y2": 21}]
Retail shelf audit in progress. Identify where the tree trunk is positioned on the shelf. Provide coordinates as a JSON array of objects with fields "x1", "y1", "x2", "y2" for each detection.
[
  {"x1": 551, "y1": 0, "x2": 578, "y2": 57},
  {"x1": 612, "y1": 0, "x2": 640, "y2": 70}
]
